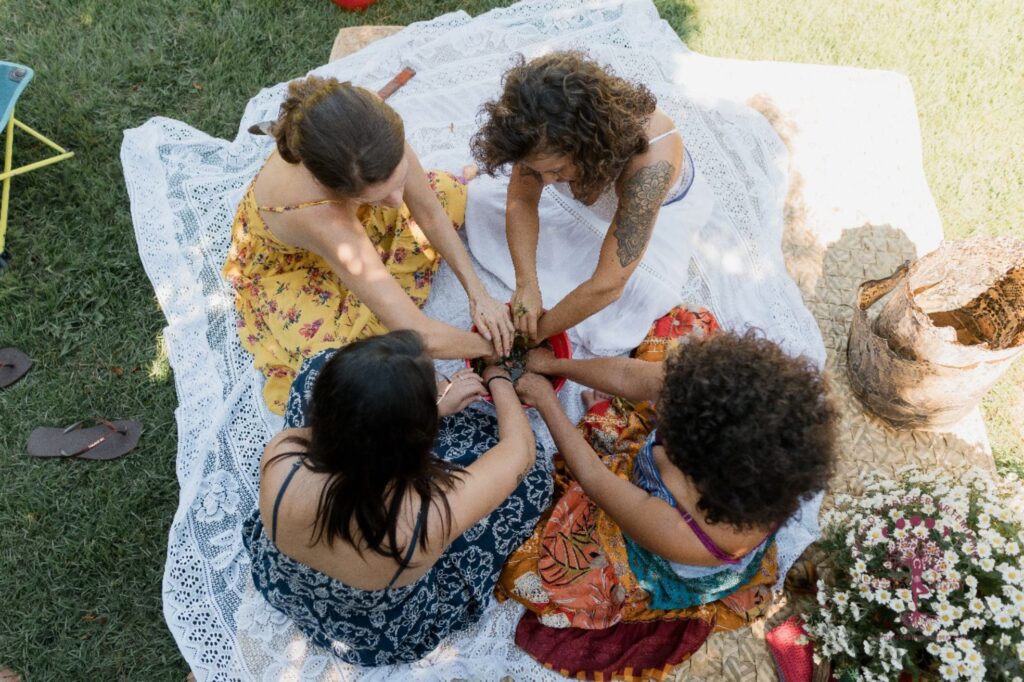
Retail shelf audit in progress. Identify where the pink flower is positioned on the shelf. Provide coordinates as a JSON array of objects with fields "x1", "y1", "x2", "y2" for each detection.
[{"x1": 299, "y1": 319, "x2": 323, "y2": 340}]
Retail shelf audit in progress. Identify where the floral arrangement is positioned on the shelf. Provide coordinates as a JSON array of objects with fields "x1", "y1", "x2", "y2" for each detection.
[{"x1": 805, "y1": 466, "x2": 1024, "y2": 682}]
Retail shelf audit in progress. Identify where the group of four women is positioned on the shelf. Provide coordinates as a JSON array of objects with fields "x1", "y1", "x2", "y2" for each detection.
[{"x1": 225, "y1": 51, "x2": 836, "y2": 665}]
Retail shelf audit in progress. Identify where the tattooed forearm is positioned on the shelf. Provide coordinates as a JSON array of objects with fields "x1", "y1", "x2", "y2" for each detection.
[{"x1": 612, "y1": 160, "x2": 673, "y2": 267}]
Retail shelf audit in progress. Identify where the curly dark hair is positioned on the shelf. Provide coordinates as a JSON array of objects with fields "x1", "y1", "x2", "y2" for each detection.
[
  {"x1": 470, "y1": 51, "x2": 657, "y2": 205},
  {"x1": 657, "y1": 330, "x2": 837, "y2": 531}
]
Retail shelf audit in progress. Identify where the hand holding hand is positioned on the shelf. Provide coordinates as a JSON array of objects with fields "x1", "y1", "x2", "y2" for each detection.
[
  {"x1": 470, "y1": 292, "x2": 515, "y2": 357},
  {"x1": 525, "y1": 346, "x2": 556, "y2": 374},
  {"x1": 436, "y1": 368, "x2": 486, "y2": 416},
  {"x1": 514, "y1": 372, "x2": 556, "y2": 407}
]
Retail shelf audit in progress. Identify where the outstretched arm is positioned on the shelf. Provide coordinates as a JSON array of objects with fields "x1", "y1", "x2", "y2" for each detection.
[
  {"x1": 534, "y1": 160, "x2": 675, "y2": 342},
  {"x1": 515, "y1": 374, "x2": 722, "y2": 567},
  {"x1": 298, "y1": 212, "x2": 493, "y2": 360},
  {"x1": 433, "y1": 365, "x2": 536, "y2": 546},
  {"x1": 403, "y1": 146, "x2": 515, "y2": 356},
  {"x1": 527, "y1": 348, "x2": 663, "y2": 404},
  {"x1": 506, "y1": 164, "x2": 545, "y2": 341}
]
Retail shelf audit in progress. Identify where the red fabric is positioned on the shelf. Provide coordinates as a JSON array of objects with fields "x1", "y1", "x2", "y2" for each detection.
[
  {"x1": 515, "y1": 610, "x2": 713, "y2": 681},
  {"x1": 765, "y1": 617, "x2": 813, "y2": 682},
  {"x1": 331, "y1": 0, "x2": 378, "y2": 10}
]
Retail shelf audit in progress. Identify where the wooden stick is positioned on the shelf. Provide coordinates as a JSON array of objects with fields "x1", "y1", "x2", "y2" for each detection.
[{"x1": 377, "y1": 67, "x2": 416, "y2": 100}]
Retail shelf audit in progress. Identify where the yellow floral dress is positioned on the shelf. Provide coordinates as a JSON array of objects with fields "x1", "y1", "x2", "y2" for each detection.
[{"x1": 222, "y1": 168, "x2": 467, "y2": 414}]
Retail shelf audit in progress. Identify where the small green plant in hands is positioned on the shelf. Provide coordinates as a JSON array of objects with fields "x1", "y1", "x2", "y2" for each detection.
[{"x1": 473, "y1": 332, "x2": 550, "y2": 382}]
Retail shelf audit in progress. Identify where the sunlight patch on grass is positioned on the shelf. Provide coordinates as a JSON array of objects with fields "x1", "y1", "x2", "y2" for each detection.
[{"x1": 148, "y1": 332, "x2": 170, "y2": 383}]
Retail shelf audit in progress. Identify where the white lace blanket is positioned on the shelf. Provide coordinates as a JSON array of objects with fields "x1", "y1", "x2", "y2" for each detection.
[{"x1": 121, "y1": 1, "x2": 842, "y2": 679}]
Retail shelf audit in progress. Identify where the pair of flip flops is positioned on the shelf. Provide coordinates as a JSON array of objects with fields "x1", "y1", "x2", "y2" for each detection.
[
  {"x1": 27, "y1": 419, "x2": 143, "y2": 461},
  {"x1": 0, "y1": 347, "x2": 32, "y2": 388}
]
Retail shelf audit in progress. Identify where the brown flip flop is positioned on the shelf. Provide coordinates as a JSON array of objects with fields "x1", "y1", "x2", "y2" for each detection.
[
  {"x1": 27, "y1": 419, "x2": 143, "y2": 461},
  {"x1": 0, "y1": 348, "x2": 32, "y2": 389}
]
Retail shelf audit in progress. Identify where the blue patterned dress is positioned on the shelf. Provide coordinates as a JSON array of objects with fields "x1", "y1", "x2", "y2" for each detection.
[{"x1": 242, "y1": 349, "x2": 553, "y2": 666}]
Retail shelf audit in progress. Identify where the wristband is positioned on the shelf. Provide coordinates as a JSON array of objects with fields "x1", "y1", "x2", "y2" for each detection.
[{"x1": 485, "y1": 375, "x2": 514, "y2": 391}]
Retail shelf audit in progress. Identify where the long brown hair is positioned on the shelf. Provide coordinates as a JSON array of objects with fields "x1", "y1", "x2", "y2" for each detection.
[
  {"x1": 471, "y1": 51, "x2": 657, "y2": 205},
  {"x1": 273, "y1": 75, "x2": 405, "y2": 196}
]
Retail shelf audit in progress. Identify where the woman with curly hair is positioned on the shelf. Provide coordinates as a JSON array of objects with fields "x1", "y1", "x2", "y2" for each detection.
[
  {"x1": 505, "y1": 323, "x2": 836, "y2": 621},
  {"x1": 223, "y1": 75, "x2": 515, "y2": 414},
  {"x1": 467, "y1": 51, "x2": 715, "y2": 354}
]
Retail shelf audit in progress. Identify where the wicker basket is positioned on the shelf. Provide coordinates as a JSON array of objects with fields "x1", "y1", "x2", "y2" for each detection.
[{"x1": 847, "y1": 237, "x2": 1024, "y2": 430}]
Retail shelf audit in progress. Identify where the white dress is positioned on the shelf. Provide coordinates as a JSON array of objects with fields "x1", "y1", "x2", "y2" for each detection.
[{"x1": 465, "y1": 133, "x2": 715, "y2": 356}]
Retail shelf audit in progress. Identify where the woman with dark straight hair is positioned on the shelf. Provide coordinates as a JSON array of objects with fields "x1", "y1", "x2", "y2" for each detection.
[
  {"x1": 242, "y1": 330, "x2": 552, "y2": 666},
  {"x1": 224, "y1": 75, "x2": 514, "y2": 415}
]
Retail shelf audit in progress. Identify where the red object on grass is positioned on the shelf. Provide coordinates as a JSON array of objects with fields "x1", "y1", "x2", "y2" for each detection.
[
  {"x1": 765, "y1": 617, "x2": 814, "y2": 682},
  {"x1": 332, "y1": 0, "x2": 378, "y2": 11}
]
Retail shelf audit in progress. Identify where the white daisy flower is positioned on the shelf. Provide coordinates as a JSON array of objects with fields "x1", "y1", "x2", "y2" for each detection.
[{"x1": 940, "y1": 644, "x2": 960, "y2": 663}]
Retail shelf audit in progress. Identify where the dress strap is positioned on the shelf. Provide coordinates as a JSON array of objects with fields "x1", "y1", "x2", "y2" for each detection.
[
  {"x1": 271, "y1": 459, "x2": 304, "y2": 543},
  {"x1": 257, "y1": 199, "x2": 346, "y2": 214},
  {"x1": 647, "y1": 127, "x2": 679, "y2": 145},
  {"x1": 643, "y1": 429, "x2": 749, "y2": 565},
  {"x1": 386, "y1": 494, "x2": 432, "y2": 589},
  {"x1": 674, "y1": 505, "x2": 743, "y2": 565}
]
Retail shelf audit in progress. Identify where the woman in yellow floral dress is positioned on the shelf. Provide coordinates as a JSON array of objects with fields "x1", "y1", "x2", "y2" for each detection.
[{"x1": 223, "y1": 76, "x2": 513, "y2": 413}]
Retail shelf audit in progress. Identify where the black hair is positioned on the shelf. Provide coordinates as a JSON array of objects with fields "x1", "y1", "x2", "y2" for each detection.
[
  {"x1": 657, "y1": 330, "x2": 837, "y2": 530},
  {"x1": 273, "y1": 331, "x2": 459, "y2": 568}
]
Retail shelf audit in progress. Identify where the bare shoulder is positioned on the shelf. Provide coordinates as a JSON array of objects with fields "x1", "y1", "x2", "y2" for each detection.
[
  {"x1": 260, "y1": 428, "x2": 309, "y2": 475},
  {"x1": 621, "y1": 110, "x2": 682, "y2": 178}
]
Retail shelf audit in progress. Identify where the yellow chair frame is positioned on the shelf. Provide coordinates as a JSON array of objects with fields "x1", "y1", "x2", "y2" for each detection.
[{"x1": 0, "y1": 108, "x2": 74, "y2": 255}]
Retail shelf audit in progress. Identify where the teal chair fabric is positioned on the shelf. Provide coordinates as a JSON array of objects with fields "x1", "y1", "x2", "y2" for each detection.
[{"x1": 1, "y1": 62, "x2": 34, "y2": 130}]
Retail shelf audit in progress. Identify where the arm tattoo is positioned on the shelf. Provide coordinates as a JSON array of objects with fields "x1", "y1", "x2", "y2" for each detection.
[{"x1": 612, "y1": 160, "x2": 674, "y2": 268}]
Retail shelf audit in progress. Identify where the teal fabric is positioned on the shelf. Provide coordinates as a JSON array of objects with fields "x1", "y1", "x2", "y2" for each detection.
[
  {"x1": 1, "y1": 62, "x2": 33, "y2": 130},
  {"x1": 624, "y1": 534, "x2": 773, "y2": 610}
]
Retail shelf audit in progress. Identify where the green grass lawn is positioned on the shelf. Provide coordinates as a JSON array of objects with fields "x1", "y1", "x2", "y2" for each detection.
[{"x1": 1, "y1": 0, "x2": 1020, "y2": 677}]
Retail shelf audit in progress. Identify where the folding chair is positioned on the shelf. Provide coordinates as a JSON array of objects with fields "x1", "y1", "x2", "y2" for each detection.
[{"x1": 1, "y1": 61, "x2": 74, "y2": 267}]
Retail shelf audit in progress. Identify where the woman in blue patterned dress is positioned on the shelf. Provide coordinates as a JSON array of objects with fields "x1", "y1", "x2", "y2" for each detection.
[{"x1": 242, "y1": 330, "x2": 552, "y2": 666}]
